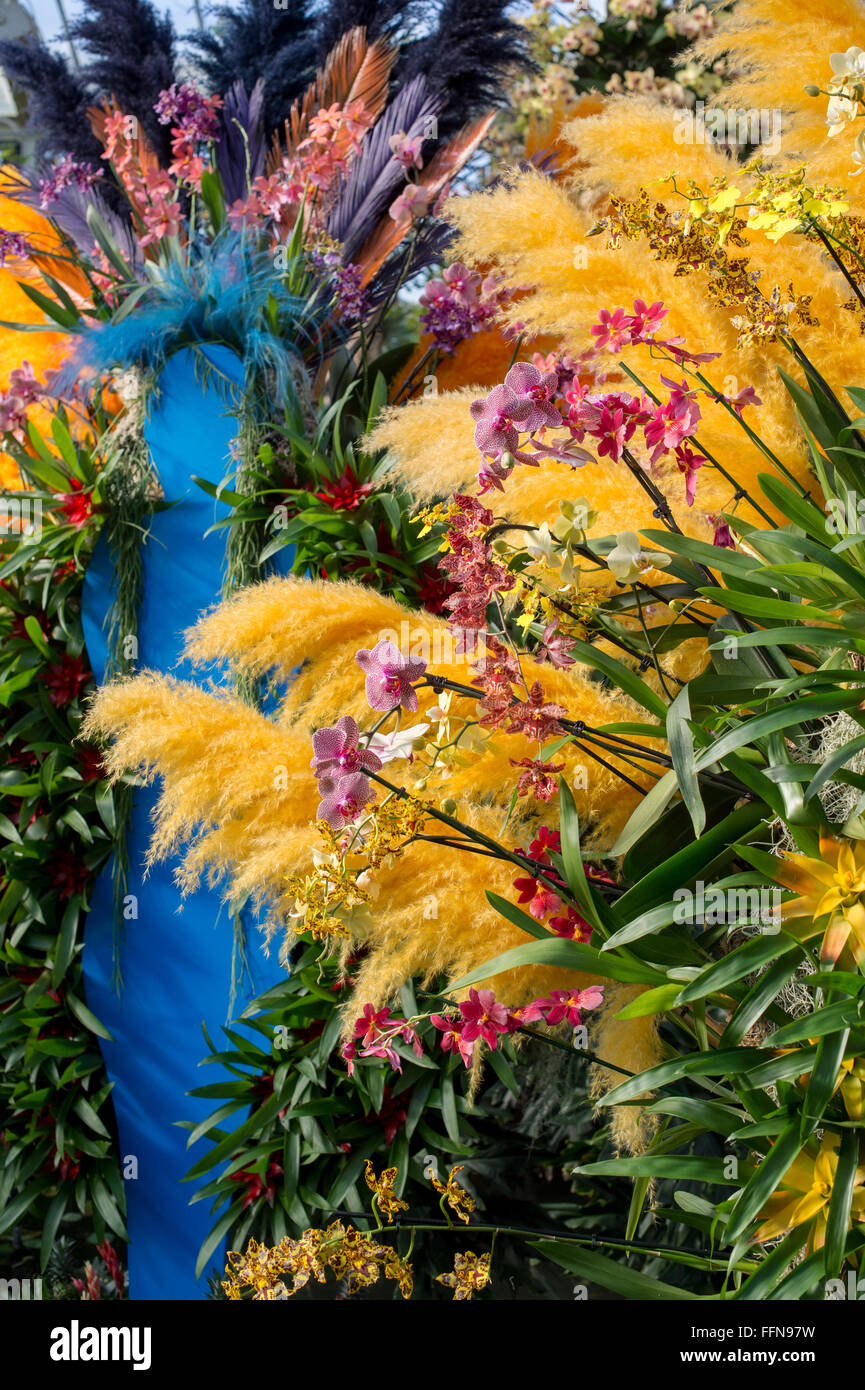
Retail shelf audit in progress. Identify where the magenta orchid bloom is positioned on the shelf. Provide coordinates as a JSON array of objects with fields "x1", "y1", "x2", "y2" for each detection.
[
  {"x1": 431, "y1": 1013, "x2": 475, "y2": 1067},
  {"x1": 675, "y1": 441, "x2": 705, "y2": 507},
  {"x1": 590, "y1": 305, "x2": 634, "y2": 353},
  {"x1": 513, "y1": 874, "x2": 563, "y2": 921},
  {"x1": 725, "y1": 384, "x2": 762, "y2": 416},
  {"x1": 629, "y1": 298, "x2": 667, "y2": 339},
  {"x1": 712, "y1": 517, "x2": 735, "y2": 549},
  {"x1": 540, "y1": 985, "x2": 605, "y2": 1028},
  {"x1": 355, "y1": 640, "x2": 427, "y2": 712},
  {"x1": 310, "y1": 715, "x2": 382, "y2": 785},
  {"x1": 459, "y1": 987, "x2": 511, "y2": 1046},
  {"x1": 316, "y1": 770, "x2": 374, "y2": 829}
]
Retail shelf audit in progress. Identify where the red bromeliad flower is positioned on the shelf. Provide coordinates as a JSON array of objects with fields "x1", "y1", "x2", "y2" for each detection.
[
  {"x1": 416, "y1": 564, "x2": 457, "y2": 615},
  {"x1": 56, "y1": 478, "x2": 94, "y2": 530},
  {"x1": 365, "y1": 1085, "x2": 409, "y2": 1145},
  {"x1": 77, "y1": 744, "x2": 105, "y2": 781},
  {"x1": 229, "y1": 1158, "x2": 283, "y2": 1209},
  {"x1": 315, "y1": 465, "x2": 374, "y2": 511},
  {"x1": 47, "y1": 848, "x2": 90, "y2": 899},
  {"x1": 41, "y1": 653, "x2": 90, "y2": 707}
]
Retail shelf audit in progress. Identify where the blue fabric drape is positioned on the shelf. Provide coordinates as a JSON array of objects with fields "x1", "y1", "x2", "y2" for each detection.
[{"x1": 81, "y1": 346, "x2": 289, "y2": 1299}]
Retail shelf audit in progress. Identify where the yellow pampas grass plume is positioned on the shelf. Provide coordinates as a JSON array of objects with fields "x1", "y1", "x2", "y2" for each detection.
[{"x1": 83, "y1": 576, "x2": 662, "y2": 1112}]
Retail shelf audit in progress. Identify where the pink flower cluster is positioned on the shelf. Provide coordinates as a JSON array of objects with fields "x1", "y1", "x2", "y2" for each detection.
[
  {"x1": 102, "y1": 112, "x2": 181, "y2": 248},
  {"x1": 590, "y1": 298, "x2": 720, "y2": 368},
  {"x1": 464, "y1": 298, "x2": 761, "y2": 510},
  {"x1": 419, "y1": 263, "x2": 511, "y2": 356},
  {"x1": 228, "y1": 100, "x2": 372, "y2": 234},
  {"x1": 0, "y1": 361, "x2": 46, "y2": 443},
  {"x1": 38, "y1": 154, "x2": 97, "y2": 210},
  {"x1": 566, "y1": 375, "x2": 708, "y2": 504},
  {"x1": 342, "y1": 1004, "x2": 423, "y2": 1075},
  {"x1": 343, "y1": 982, "x2": 604, "y2": 1076},
  {"x1": 155, "y1": 83, "x2": 223, "y2": 190}
]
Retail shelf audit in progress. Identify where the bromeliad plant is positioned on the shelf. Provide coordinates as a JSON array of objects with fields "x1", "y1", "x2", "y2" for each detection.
[{"x1": 0, "y1": 410, "x2": 127, "y2": 1280}]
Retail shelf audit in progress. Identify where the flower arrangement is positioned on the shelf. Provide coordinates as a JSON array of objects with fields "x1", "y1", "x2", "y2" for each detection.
[{"x1": 7, "y1": 0, "x2": 865, "y2": 1311}]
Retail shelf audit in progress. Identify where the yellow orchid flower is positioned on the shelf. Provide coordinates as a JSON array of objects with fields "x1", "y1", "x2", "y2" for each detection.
[
  {"x1": 755, "y1": 1134, "x2": 865, "y2": 1253},
  {"x1": 775, "y1": 834, "x2": 865, "y2": 967}
]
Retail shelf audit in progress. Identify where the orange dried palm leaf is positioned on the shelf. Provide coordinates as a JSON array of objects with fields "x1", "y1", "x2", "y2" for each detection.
[{"x1": 269, "y1": 26, "x2": 396, "y2": 172}]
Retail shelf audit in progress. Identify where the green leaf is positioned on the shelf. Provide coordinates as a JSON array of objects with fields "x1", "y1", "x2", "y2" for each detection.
[
  {"x1": 720, "y1": 955, "x2": 803, "y2": 1047},
  {"x1": 484, "y1": 890, "x2": 549, "y2": 941},
  {"x1": 90, "y1": 1173, "x2": 128, "y2": 1241},
  {"x1": 199, "y1": 168, "x2": 226, "y2": 232},
  {"x1": 445, "y1": 936, "x2": 663, "y2": 997},
  {"x1": 17, "y1": 280, "x2": 80, "y2": 329},
  {"x1": 531, "y1": 1241, "x2": 701, "y2": 1299},
  {"x1": 195, "y1": 1202, "x2": 242, "y2": 1282},
  {"x1": 558, "y1": 778, "x2": 606, "y2": 933},
  {"x1": 564, "y1": 638, "x2": 667, "y2": 718},
  {"x1": 801, "y1": 1026, "x2": 851, "y2": 1139},
  {"x1": 24, "y1": 615, "x2": 53, "y2": 659},
  {"x1": 576, "y1": 1155, "x2": 731, "y2": 1181},
  {"x1": 597, "y1": 1047, "x2": 770, "y2": 1107},
  {"x1": 676, "y1": 934, "x2": 799, "y2": 1005},
  {"x1": 73, "y1": 1095, "x2": 111, "y2": 1138},
  {"x1": 440, "y1": 1072, "x2": 460, "y2": 1143},
  {"x1": 66, "y1": 992, "x2": 114, "y2": 1041},
  {"x1": 725, "y1": 1121, "x2": 802, "y2": 1243},
  {"x1": 610, "y1": 769, "x2": 679, "y2": 857},
  {"x1": 614, "y1": 983, "x2": 682, "y2": 1019},
  {"x1": 666, "y1": 684, "x2": 705, "y2": 836},
  {"x1": 825, "y1": 1127, "x2": 860, "y2": 1279},
  {"x1": 52, "y1": 896, "x2": 80, "y2": 988},
  {"x1": 39, "y1": 1189, "x2": 69, "y2": 1272}
]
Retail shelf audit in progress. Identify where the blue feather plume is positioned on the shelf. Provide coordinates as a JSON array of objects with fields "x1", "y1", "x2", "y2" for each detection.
[{"x1": 56, "y1": 231, "x2": 320, "y2": 408}]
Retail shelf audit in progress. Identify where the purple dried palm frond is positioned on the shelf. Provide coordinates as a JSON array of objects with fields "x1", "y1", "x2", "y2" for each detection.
[
  {"x1": 327, "y1": 75, "x2": 441, "y2": 260},
  {"x1": 215, "y1": 80, "x2": 267, "y2": 205}
]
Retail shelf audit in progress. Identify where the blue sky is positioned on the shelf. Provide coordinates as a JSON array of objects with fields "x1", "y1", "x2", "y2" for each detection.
[{"x1": 24, "y1": 0, "x2": 209, "y2": 49}]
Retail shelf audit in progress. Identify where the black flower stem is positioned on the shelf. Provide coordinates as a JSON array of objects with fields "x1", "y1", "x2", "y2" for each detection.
[
  {"x1": 392, "y1": 346, "x2": 436, "y2": 405},
  {"x1": 364, "y1": 768, "x2": 578, "y2": 904},
  {"x1": 322, "y1": 1212, "x2": 748, "y2": 1264},
  {"x1": 631, "y1": 582, "x2": 675, "y2": 700},
  {"x1": 809, "y1": 220, "x2": 865, "y2": 310},
  {"x1": 617, "y1": 362, "x2": 776, "y2": 525}
]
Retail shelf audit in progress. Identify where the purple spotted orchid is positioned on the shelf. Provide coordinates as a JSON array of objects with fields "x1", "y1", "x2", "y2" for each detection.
[
  {"x1": 470, "y1": 363, "x2": 566, "y2": 481},
  {"x1": 310, "y1": 715, "x2": 382, "y2": 788},
  {"x1": 316, "y1": 770, "x2": 375, "y2": 831},
  {"x1": 355, "y1": 640, "x2": 427, "y2": 712}
]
